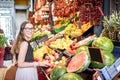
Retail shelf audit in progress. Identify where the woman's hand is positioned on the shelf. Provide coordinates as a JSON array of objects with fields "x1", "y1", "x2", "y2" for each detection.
[{"x1": 38, "y1": 61, "x2": 50, "y2": 67}]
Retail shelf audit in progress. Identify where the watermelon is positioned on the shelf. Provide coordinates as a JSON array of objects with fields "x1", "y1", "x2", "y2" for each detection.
[
  {"x1": 75, "y1": 46, "x2": 89, "y2": 54},
  {"x1": 92, "y1": 36, "x2": 114, "y2": 52},
  {"x1": 90, "y1": 61, "x2": 105, "y2": 69},
  {"x1": 67, "y1": 51, "x2": 91, "y2": 73},
  {"x1": 102, "y1": 50, "x2": 115, "y2": 66},
  {"x1": 59, "y1": 73, "x2": 83, "y2": 80},
  {"x1": 90, "y1": 50, "x2": 115, "y2": 69},
  {"x1": 50, "y1": 66, "x2": 67, "y2": 80}
]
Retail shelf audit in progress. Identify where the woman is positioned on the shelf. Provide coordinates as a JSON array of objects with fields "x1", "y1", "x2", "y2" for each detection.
[{"x1": 11, "y1": 20, "x2": 49, "y2": 80}]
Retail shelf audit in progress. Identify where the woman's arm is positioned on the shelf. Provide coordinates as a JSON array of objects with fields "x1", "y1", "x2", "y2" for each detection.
[
  {"x1": 18, "y1": 41, "x2": 50, "y2": 68},
  {"x1": 17, "y1": 41, "x2": 36, "y2": 68}
]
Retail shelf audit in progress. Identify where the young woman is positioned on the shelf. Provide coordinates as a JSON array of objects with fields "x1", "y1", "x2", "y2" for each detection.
[{"x1": 11, "y1": 20, "x2": 49, "y2": 80}]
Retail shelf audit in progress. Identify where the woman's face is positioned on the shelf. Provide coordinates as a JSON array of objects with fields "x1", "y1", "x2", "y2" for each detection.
[{"x1": 23, "y1": 23, "x2": 34, "y2": 40}]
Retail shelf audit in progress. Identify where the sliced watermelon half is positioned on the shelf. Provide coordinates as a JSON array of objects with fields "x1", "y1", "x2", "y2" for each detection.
[{"x1": 67, "y1": 51, "x2": 91, "y2": 73}]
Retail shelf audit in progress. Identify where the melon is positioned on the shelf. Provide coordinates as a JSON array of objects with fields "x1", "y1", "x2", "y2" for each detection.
[
  {"x1": 90, "y1": 50, "x2": 115, "y2": 69},
  {"x1": 50, "y1": 66, "x2": 67, "y2": 80},
  {"x1": 67, "y1": 51, "x2": 91, "y2": 73},
  {"x1": 75, "y1": 46, "x2": 89, "y2": 54},
  {"x1": 102, "y1": 50, "x2": 115, "y2": 66},
  {"x1": 59, "y1": 73, "x2": 83, "y2": 80},
  {"x1": 92, "y1": 36, "x2": 114, "y2": 52}
]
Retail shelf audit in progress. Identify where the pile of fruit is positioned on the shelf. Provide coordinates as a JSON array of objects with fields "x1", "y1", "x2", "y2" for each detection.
[
  {"x1": 63, "y1": 22, "x2": 92, "y2": 37},
  {"x1": 29, "y1": 0, "x2": 115, "y2": 79},
  {"x1": 54, "y1": 0, "x2": 80, "y2": 17},
  {"x1": 33, "y1": 34, "x2": 115, "y2": 80},
  {"x1": 49, "y1": 36, "x2": 73, "y2": 49},
  {"x1": 49, "y1": 36, "x2": 115, "y2": 80},
  {"x1": 53, "y1": 0, "x2": 103, "y2": 26},
  {"x1": 79, "y1": 0, "x2": 103, "y2": 25}
]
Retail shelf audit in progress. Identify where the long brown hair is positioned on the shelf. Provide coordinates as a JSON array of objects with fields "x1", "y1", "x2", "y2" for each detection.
[{"x1": 11, "y1": 20, "x2": 33, "y2": 54}]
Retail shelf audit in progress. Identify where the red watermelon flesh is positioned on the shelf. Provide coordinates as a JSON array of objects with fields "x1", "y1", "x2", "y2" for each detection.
[{"x1": 67, "y1": 52, "x2": 90, "y2": 73}]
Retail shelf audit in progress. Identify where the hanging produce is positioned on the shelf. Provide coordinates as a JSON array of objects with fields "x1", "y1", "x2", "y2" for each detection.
[
  {"x1": 79, "y1": 0, "x2": 103, "y2": 25},
  {"x1": 34, "y1": 0, "x2": 46, "y2": 11},
  {"x1": 79, "y1": 5, "x2": 102, "y2": 25},
  {"x1": 54, "y1": 0, "x2": 80, "y2": 17},
  {"x1": 34, "y1": 2, "x2": 50, "y2": 24},
  {"x1": 78, "y1": 0, "x2": 102, "y2": 6}
]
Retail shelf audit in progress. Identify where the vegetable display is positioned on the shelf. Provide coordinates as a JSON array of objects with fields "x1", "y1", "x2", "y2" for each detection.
[{"x1": 31, "y1": 0, "x2": 117, "y2": 80}]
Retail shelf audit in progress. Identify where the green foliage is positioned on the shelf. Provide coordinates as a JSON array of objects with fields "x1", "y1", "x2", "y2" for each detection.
[{"x1": 0, "y1": 34, "x2": 7, "y2": 48}]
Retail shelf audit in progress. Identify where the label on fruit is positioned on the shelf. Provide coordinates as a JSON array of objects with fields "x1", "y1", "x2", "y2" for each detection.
[{"x1": 117, "y1": 65, "x2": 120, "y2": 71}]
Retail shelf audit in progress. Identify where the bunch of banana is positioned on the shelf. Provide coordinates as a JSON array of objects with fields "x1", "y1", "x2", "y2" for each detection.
[{"x1": 64, "y1": 23, "x2": 83, "y2": 37}]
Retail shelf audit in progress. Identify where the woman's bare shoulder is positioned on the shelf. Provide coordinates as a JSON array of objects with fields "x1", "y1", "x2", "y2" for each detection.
[{"x1": 20, "y1": 41, "x2": 28, "y2": 46}]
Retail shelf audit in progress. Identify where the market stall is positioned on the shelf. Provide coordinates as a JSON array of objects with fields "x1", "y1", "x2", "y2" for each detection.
[
  {"x1": 0, "y1": 0, "x2": 120, "y2": 80},
  {"x1": 27, "y1": 0, "x2": 120, "y2": 80}
]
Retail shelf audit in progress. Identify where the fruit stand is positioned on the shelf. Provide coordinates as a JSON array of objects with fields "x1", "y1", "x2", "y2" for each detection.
[{"x1": 28, "y1": 0, "x2": 120, "y2": 80}]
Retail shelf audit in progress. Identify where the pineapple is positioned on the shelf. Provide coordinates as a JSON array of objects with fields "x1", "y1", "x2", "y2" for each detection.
[{"x1": 102, "y1": 11, "x2": 120, "y2": 41}]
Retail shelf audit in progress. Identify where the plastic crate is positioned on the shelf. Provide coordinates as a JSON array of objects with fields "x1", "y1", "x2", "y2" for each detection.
[
  {"x1": 98, "y1": 58, "x2": 120, "y2": 80},
  {"x1": 112, "y1": 46, "x2": 120, "y2": 60}
]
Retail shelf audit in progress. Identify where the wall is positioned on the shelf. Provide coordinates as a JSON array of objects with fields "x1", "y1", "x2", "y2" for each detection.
[
  {"x1": 14, "y1": 0, "x2": 29, "y2": 5},
  {"x1": 14, "y1": 0, "x2": 29, "y2": 38},
  {"x1": 14, "y1": 10, "x2": 27, "y2": 38},
  {"x1": 110, "y1": 0, "x2": 120, "y2": 14}
]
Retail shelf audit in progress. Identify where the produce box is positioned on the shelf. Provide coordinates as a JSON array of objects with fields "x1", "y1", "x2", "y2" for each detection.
[
  {"x1": 98, "y1": 58, "x2": 120, "y2": 80},
  {"x1": 97, "y1": 46, "x2": 120, "y2": 80}
]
